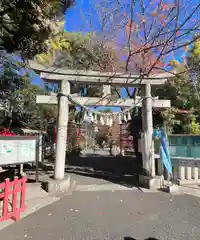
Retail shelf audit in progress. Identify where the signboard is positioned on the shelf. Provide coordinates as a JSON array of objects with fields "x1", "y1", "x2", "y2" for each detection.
[{"x1": 0, "y1": 136, "x2": 38, "y2": 166}]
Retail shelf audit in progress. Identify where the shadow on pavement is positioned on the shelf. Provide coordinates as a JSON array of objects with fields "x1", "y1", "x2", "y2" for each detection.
[
  {"x1": 124, "y1": 237, "x2": 136, "y2": 240},
  {"x1": 65, "y1": 154, "x2": 143, "y2": 189},
  {"x1": 124, "y1": 238, "x2": 159, "y2": 240},
  {"x1": 144, "y1": 238, "x2": 159, "y2": 240}
]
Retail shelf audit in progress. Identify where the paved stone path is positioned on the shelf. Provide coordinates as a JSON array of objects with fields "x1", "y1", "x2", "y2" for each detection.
[
  {"x1": 1, "y1": 190, "x2": 200, "y2": 240},
  {"x1": 1, "y1": 148, "x2": 200, "y2": 239}
]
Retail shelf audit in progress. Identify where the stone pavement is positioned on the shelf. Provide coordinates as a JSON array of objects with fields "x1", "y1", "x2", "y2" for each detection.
[
  {"x1": 1, "y1": 147, "x2": 200, "y2": 237},
  {"x1": 178, "y1": 185, "x2": 200, "y2": 198},
  {"x1": 1, "y1": 190, "x2": 200, "y2": 240}
]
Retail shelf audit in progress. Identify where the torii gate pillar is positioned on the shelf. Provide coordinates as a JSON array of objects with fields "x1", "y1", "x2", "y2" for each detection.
[
  {"x1": 141, "y1": 84, "x2": 155, "y2": 177},
  {"x1": 54, "y1": 80, "x2": 70, "y2": 180},
  {"x1": 139, "y1": 84, "x2": 164, "y2": 189}
]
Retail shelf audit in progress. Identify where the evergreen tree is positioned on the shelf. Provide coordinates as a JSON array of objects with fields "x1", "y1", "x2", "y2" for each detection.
[{"x1": 0, "y1": 0, "x2": 74, "y2": 58}]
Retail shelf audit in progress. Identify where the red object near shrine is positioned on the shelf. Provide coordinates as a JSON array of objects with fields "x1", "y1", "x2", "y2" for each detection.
[
  {"x1": 0, "y1": 176, "x2": 26, "y2": 222},
  {"x1": 76, "y1": 128, "x2": 81, "y2": 146},
  {"x1": 0, "y1": 128, "x2": 16, "y2": 136}
]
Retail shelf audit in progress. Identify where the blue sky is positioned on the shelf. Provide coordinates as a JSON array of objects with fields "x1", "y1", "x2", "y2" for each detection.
[
  {"x1": 64, "y1": 0, "x2": 199, "y2": 99},
  {"x1": 64, "y1": 0, "x2": 131, "y2": 103}
]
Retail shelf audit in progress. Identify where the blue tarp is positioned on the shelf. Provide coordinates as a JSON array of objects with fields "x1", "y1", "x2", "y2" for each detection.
[{"x1": 154, "y1": 128, "x2": 172, "y2": 174}]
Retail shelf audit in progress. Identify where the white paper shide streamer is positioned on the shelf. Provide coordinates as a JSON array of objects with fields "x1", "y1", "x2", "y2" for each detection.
[
  {"x1": 127, "y1": 111, "x2": 131, "y2": 121},
  {"x1": 88, "y1": 112, "x2": 93, "y2": 122},
  {"x1": 100, "y1": 116, "x2": 104, "y2": 125},
  {"x1": 83, "y1": 111, "x2": 88, "y2": 121},
  {"x1": 82, "y1": 107, "x2": 132, "y2": 127}
]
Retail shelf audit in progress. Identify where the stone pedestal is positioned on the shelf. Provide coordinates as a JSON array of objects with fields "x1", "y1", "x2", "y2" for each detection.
[
  {"x1": 139, "y1": 175, "x2": 164, "y2": 189},
  {"x1": 43, "y1": 175, "x2": 71, "y2": 194},
  {"x1": 166, "y1": 184, "x2": 179, "y2": 194},
  {"x1": 178, "y1": 179, "x2": 200, "y2": 186}
]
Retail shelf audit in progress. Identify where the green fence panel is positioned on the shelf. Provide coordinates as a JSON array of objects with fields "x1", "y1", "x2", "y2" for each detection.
[
  {"x1": 153, "y1": 131, "x2": 200, "y2": 158},
  {"x1": 168, "y1": 135, "x2": 200, "y2": 158}
]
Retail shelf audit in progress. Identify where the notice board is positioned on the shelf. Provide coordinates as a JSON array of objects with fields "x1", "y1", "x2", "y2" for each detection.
[{"x1": 0, "y1": 136, "x2": 38, "y2": 166}]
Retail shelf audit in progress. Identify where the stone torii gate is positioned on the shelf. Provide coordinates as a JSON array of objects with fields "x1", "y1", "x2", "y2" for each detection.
[{"x1": 30, "y1": 61, "x2": 172, "y2": 189}]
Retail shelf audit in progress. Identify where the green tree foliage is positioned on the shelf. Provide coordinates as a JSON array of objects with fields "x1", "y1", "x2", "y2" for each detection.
[
  {"x1": 153, "y1": 64, "x2": 200, "y2": 111},
  {"x1": 97, "y1": 109, "x2": 112, "y2": 113},
  {"x1": 35, "y1": 31, "x2": 120, "y2": 124},
  {"x1": 0, "y1": 51, "x2": 57, "y2": 130},
  {"x1": 36, "y1": 31, "x2": 118, "y2": 71},
  {"x1": 190, "y1": 116, "x2": 200, "y2": 134},
  {"x1": 153, "y1": 40, "x2": 200, "y2": 133},
  {"x1": 188, "y1": 40, "x2": 200, "y2": 69},
  {"x1": 0, "y1": 51, "x2": 25, "y2": 101},
  {"x1": 36, "y1": 31, "x2": 119, "y2": 97},
  {"x1": 0, "y1": 0, "x2": 74, "y2": 58},
  {"x1": 13, "y1": 82, "x2": 57, "y2": 130},
  {"x1": 187, "y1": 39, "x2": 200, "y2": 98}
]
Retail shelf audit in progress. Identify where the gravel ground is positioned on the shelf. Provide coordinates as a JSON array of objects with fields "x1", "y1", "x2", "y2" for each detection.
[{"x1": 0, "y1": 190, "x2": 200, "y2": 240}]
